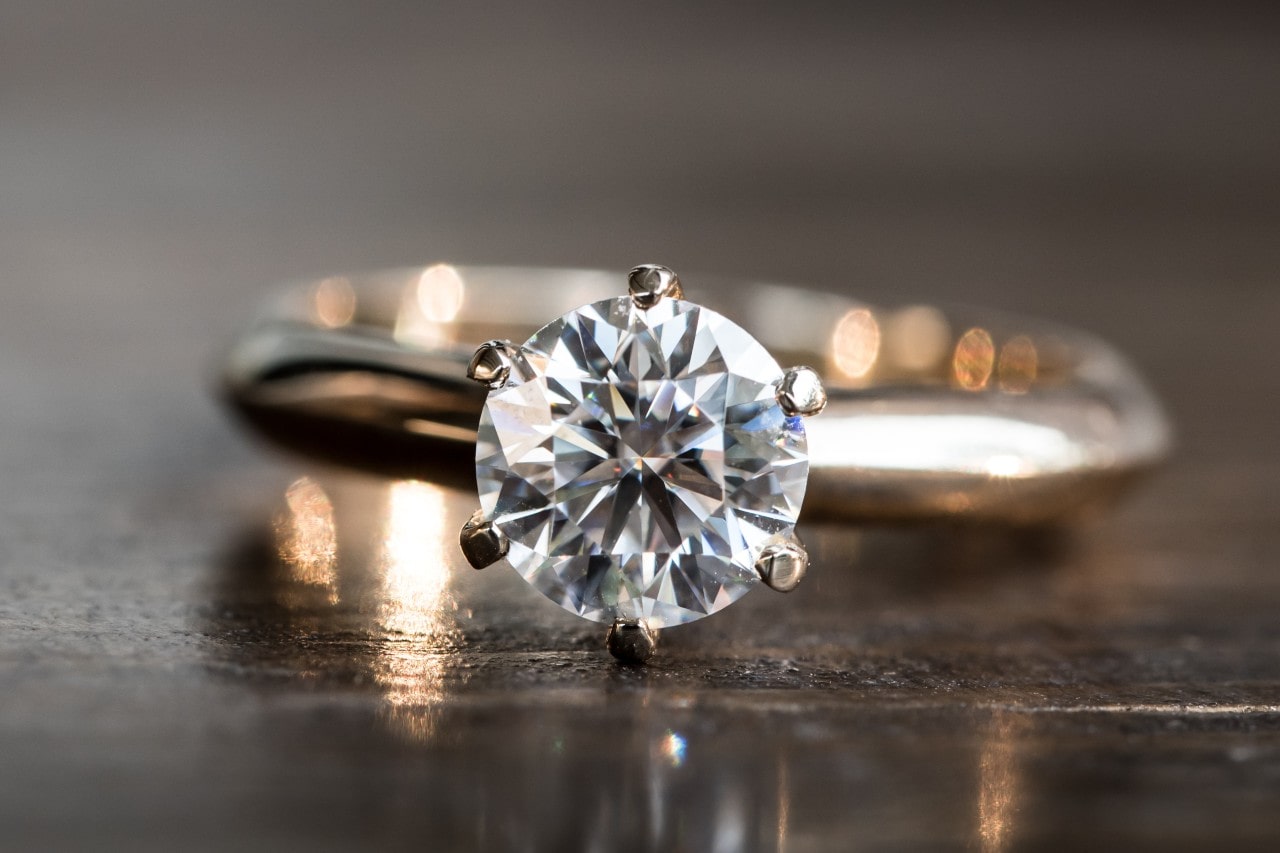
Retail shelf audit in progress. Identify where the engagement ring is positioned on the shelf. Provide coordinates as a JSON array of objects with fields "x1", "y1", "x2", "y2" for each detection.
[{"x1": 223, "y1": 264, "x2": 1170, "y2": 663}]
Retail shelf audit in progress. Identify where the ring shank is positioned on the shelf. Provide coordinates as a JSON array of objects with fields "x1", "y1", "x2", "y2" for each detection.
[{"x1": 223, "y1": 265, "x2": 1170, "y2": 523}]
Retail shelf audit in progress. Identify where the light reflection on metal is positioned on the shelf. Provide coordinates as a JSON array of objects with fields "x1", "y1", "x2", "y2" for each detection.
[
  {"x1": 274, "y1": 477, "x2": 339, "y2": 604},
  {"x1": 310, "y1": 277, "x2": 356, "y2": 329},
  {"x1": 809, "y1": 415, "x2": 1080, "y2": 475},
  {"x1": 884, "y1": 305, "x2": 950, "y2": 374},
  {"x1": 830, "y1": 308, "x2": 880, "y2": 380},
  {"x1": 978, "y1": 712, "x2": 1025, "y2": 853},
  {"x1": 394, "y1": 264, "x2": 467, "y2": 347},
  {"x1": 375, "y1": 480, "x2": 462, "y2": 744},
  {"x1": 998, "y1": 335, "x2": 1038, "y2": 394},
  {"x1": 403, "y1": 418, "x2": 482, "y2": 443},
  {"x1": 954, "y1": 327, "x2": 996, "y2": 390},
  {"x1": 985, "y1": 453, "x2": 1030, "y2": 478},
  {"x1": 417, "y1": 263, "x2": 467, "y2": 322},
  {"x1": 228, "y1": 265, "x2": 1171, "y2": 524}
]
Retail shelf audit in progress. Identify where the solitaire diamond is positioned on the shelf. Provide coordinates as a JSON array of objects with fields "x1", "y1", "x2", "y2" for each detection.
[{"x1": 475, "y1": 295, "x2": 810, "y2": 628}]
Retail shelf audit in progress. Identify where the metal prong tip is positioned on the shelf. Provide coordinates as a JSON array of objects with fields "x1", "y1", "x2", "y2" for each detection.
[
  {"x1": 467, "y1": 340, "x2": 517, "y2": 389},
  {"x1": 755, "y1": 538, "x2": 809, "y2": 592},
  {"x1": 606, "y1": 618, "x2": 657, "y2": 664},
  {"x1": 627, "y1": 264, "x2": 683, "y2": 309},
  {"x1": 459, "y1": 509, "x2": 508, "y2": 570},
  {"x1": 777, "y1": 366, "x2": 828, "y2": 417}
]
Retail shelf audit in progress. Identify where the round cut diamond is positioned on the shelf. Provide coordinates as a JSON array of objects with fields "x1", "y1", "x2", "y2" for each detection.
[{"x1": 476, "y1": 296, "x2": 809, "y2": 628}]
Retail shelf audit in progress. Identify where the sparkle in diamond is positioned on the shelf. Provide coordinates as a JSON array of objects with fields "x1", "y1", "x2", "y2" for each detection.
[{"x1": 476, "y1": 296, "x2": 809, "y2": 627}]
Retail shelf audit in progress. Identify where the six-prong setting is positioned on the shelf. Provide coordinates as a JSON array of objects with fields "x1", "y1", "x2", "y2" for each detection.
[
  {"x1": 467, "y1": 339, "x2": 519, "y2": 389},
  {"x1": 468, "y1": 264, "x2": 823, "y2": 664},
  {"x1": 459, "y1": 508, "x2": 509, "y2": 570},
  {"x1": 627, "y1": 263, "x2": 683, "y2": 309},
  {"x1": 755, "y1": 536, "x2": 810, "y2": 593},
  {"x1": 606, "y1": 618, "x2": 658, "y2": 664},
  {"x1": 777, "y1": 365, "x2": 828, "y2": 417}
]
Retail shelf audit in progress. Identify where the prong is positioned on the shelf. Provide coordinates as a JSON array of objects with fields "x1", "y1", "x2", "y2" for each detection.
[
  {"x1": 627, "y1": 264, "x2": 683, "y2": 309},
  {"x1": 606, "y1": 618, "x2": 657, "y2": 664},
  {"x1": 467, "y1": 340, "x2": 518, "y2": 389},
  {"x1": 777, "y1": 366, "x2": 827, "y2": 417},
  {"x1": 459, "y1": 509, "x2": 508, "y2": 569},
  {"x1": 755, "y1": 536, "x2": 809, "y2": 592}
]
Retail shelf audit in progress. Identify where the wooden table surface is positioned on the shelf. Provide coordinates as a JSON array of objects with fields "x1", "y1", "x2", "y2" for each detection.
[{"x1": 2, "y1": 5, "x2": 1277, "y2": 850}]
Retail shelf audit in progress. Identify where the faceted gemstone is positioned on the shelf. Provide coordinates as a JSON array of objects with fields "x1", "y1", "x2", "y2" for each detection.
[{"x1": 475, "y1": 296, "x2": 809, "y2": 628}]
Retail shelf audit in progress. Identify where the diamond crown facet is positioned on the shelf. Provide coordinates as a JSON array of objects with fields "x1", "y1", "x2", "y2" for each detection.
[{"x1": 475, "y1": 294, "x2": 810, "y2": 628}]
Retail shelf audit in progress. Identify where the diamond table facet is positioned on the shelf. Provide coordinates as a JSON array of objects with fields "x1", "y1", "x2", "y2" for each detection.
[{"x1": 475, "y1": 296, "x2": 810, "y2": 628}]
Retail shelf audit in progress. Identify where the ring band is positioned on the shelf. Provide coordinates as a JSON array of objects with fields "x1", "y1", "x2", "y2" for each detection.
[{"x1": 223, "y1": 264, "x2": 1170, "y2": 525}]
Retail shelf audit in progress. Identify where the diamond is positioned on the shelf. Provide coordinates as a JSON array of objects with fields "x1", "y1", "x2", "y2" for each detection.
[{"x1": 475, "y1": 296, "x2": 810, "y2": 628}]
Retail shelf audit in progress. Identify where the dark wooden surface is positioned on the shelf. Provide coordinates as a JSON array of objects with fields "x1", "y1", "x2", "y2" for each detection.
[{"x1": 2, "y1": 4, "x2": 1278, "y2": 851}]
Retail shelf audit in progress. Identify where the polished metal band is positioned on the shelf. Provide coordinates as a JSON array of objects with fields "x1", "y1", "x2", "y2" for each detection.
[{"x1": 223, "y1": 265, "x2": 1170, "y2": 523}]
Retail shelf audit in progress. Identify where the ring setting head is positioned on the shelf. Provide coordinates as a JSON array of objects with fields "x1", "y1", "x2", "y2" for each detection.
[
  {"x1": 627, "y1": 263, "x2": 683, "y2": 309},
  {"x1": 465, "y1": 265, "x2": 823, "y2": 661},
  {"x1": 466, "y1": 340, "x2": 519, "y2": 390}
]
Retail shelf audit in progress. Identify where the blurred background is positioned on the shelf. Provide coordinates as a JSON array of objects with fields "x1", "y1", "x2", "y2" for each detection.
[{"x1": 1, "y1": 3, "x2": 1278, "y2": 850}]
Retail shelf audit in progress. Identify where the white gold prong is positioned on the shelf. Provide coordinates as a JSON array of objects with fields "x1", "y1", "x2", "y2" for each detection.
[
  {"x1": 467, "y1": 340, "x2": 518, "y2": 389},
  {"x1": 777, "y1": 366, "x2": 827, "y2": 417},
  {"x1": 459, "y1": 509, "x2": 508, "y2": 569},
  {"x1": 606, "y1": 618, "x2": 657, "y2": 664},
  {"x1": 627, "y1": 264, "x2": 683, "y2": 309},
  {"x1": 755, "y1": 536, "x2": 809, "y2": 592}
]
